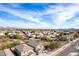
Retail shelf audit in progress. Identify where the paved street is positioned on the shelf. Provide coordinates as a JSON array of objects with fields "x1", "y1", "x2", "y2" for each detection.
[{"x1": 56, "y1": 38, "x2": 79, "y2": 56}]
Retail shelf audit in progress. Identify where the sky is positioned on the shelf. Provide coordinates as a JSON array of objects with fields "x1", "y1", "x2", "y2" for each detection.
[{"x1": 0, "y1": 3, "x2": 79, "y2": 29}]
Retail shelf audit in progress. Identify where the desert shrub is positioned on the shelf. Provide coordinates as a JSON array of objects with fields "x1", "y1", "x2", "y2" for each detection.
[
  {"x1": 73, "y1": 33, "x2": 79, "y2": 39},
  {"x1": 48, "y1": 41, "x2": 60, "y2": 50},
  {"x1": 0, "y1": 41, "x2": 20, "y2": 50},
  {"x1": 15, "y1": 34, "x2": 22, "y2": 39},
  {"x1": 41, "y1": 36, "x2": 49, "y2": 41}
]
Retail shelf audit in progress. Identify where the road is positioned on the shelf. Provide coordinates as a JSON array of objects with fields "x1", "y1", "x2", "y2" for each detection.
[{"x1": 56, "y1": 38, "x2": 79, "y2": 56}]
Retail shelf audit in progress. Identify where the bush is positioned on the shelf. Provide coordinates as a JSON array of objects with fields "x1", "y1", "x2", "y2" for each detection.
[
  {"x1": 23, "y1": 37, "x2": 29, "y2": 40},
  {"x1": 41, "y1": 36, "x2": 49, "y2": 41},
  {"x1": 0, "y1": 41, "x2": 20, "y2": 50},
  {"x1": 44, "y1": 45, "x2": 48, "y2": 50},
  {"x1": 73, "y1": 33, "x2": 79, "y2": 39},
  {"x1": 70, "y1": 38, "x2": 73, "y2": 41},
  {"x1": 48, "y1": 41, "x2": 60, "y2": 50},
  {"x1": 8, "y1": 41, "x2": 20, "y2": 48},
  {"x1": 0, "y1": 36, "x2": 7, "y2": 39},
  {"x1": 14, "y1": 34, "x2": 22, "y2": 39}
]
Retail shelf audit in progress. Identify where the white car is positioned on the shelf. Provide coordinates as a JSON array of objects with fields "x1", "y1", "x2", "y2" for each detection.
[{"x1": 68, "y1": 52, "x2": 79, "y2": 56}]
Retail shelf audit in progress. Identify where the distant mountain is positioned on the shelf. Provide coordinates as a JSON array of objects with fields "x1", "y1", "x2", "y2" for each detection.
[
  {"x1": 0, "y1": 26, "x2": 79, "y2": 31},
  {"x1": 54, "y1": 28, "x2": 79, "y2": 32},
  {"x1": 0, "y1": 26, "x2": 16, "y2": 30}
]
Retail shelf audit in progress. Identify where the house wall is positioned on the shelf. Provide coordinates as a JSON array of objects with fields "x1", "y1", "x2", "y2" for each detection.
[
  {"x1": 21, "y1": 50, "x2": 36, "y2": 56},
  {"x1": 14, "y1": 48, "x2": 21, "y2": 56},
  {"x1": 36, "y1": 45, "x2": 44, "y2": 53}
]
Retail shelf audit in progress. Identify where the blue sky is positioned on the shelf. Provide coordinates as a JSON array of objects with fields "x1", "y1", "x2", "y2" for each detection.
[{"x1": 0, "y1": 3, "x2": 79, "y2": 29}]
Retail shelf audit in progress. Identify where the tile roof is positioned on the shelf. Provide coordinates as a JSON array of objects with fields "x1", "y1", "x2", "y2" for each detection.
[
  {"x1": 27, "y1": 40, "x2": 42, "y2": 48},
  {"x1": 14, "y1": 44, "x2": 33, "y2": 53}
]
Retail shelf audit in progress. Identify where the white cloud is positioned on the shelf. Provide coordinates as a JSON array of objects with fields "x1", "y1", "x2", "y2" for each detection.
[
  {"x1": 70, "y1": 20, "x2": 79, "y2": 29},
  {"x1": 0, "y1": 18, "x2": 4, "y2": 22},
  {"x1": 35, "y1": 3, "x2": 79, "y2": 28},
  {"x1": 55, "y1": 4, "x2": 79, "y2": 25},
  {"x1": 0, "y1": 4, "x2": 52, "y2": 29},
  {"x1": 74, "y1": 19, "x2": 79, "y2": 24},
  {"x1": 0, "y1": 4, "x2": 44, "y2": 23},
  {"x1": 1, "y1": 4, "x2": 79, "y2": 29},
  {"x1": 0, "y1": 7, "x2": 40, "y2": 23},
  {"x1": 41, "y1": 5, "x2": 64, "y2": 15},
  {"x1": 42, "y1": 4, "x2": 79, "y2": 27}
]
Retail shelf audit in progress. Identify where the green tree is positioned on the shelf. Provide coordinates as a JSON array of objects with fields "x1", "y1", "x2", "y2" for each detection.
[
  {"x1": 14, "y1": 34, "x2": 22, "y2": 39},
  {"x1": 48, "y1": 41, "x2": 60, "y2": 50},
  {"x1": 41, "y1": 36, "x2": 49, "y2": 41},
  {"x1": 73, "y1": 33, "x2": 79, "y2": 39}
]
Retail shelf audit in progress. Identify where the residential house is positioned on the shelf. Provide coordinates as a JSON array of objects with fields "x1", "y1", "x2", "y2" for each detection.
[
  {"x1": 27, "y1": 40, "x2": 44, "y2": 55},
  {"x1": 59, "y1": 35, "x2": 70, "y2": 41},
  {"x1": 35, "y1": 33, "x2": 44, "y2": 39},
  {"x1": 27, "y1": 33, "x2": 33, "y2": 38},
  {"x1": 0, "y1": 32, "x2": 5, "y2": 36},
  {"x1": 29, "y1": 38, "x2": 41, "y2": 40},
  {"x1": 11, "y1": 44, "x2": 36, "y2": 56}
]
